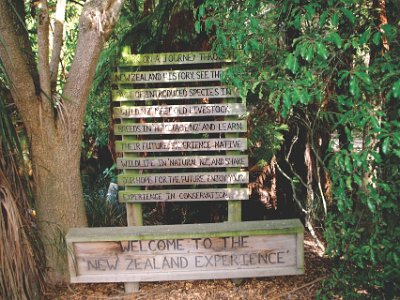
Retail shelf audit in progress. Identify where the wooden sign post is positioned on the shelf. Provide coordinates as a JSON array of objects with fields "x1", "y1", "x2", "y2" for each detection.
[{"x1": 66, "y1": 50, "x2": 304, "y2": 291}]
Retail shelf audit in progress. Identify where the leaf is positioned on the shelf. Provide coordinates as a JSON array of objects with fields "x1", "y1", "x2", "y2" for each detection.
[
  {"x1": 305, "y1": 45, "x2": 314, "y2": 62},
  {"x1": 316, "y1": 42, "x2": 328, "y2": 59},
  {"x1": 294, "y1": 88, "x2": 303, "y2": 104},
  {"x1": 370, "y1": 151, "x2": 382, "y2": 163},
  {"x1": 341, "y1": 8, "x2": 355, "y2": 24},
  {"x1": 331, "y1": 13, "x2": 339, "y2": 27},
  {"x1": 285, "y1": 53, "x2": 299, "y2": 74},
  {"x1": 391, "y1": 79, "x2": 400, "y2": 98},
  {"x1": 349, "y1": 76, "x2": 360, "y2": 98},
  {"x1": 283, "y1": 91, "x2": 291, "y2": 109},
  {"x1": 299, "y1": 43, "x2": 307, "y2": 59},
  {"x1": 249, "y1": 39, "x2": 260, "y2": 51},
  {"x1": 338, "y1": 70, "x2": 349, "y2": 86},
  {"x1": 381, "y1": 24, "x2": 397, "y2": 43},
  {"x1": 273, "y1": 96, "x2": 280, "y2": 112},
  {"x1": 382, "y1": 137, "x2": 390, "y2": 155},
  {"x1": 353, "y1": 174, "x2": 362, "y2": 186},
  {"x1": 367, "y1": 198, "x2": 376, "y2": 213},
  {"x1": 344, "y1": 155, "x2": 352, "y2": 173},
  {"x1": 327, "y1": 32, "x2": 342, "y2": 48},
  {"x1": 305, "y1": 5, "x2": 316, "y2": 20},
  {"x1": 319, "y1": 10, "x2": 329, "y2": 27},
  {"x1": 355, "y1": 72, "x2": 372, "y2": 86},
  {"x1": 198, "y1": 4, "x2": 205, "y2": 17},
  {"x1": 359, "y1": 28, "x2": 371, "y2": 44},
  {"x1": 373, "y1": 32, "x2": 381, "y2": 46},
  {"x1": 250, "y1": 18, "x2": 259, "y2": 30},
  {"x1": 345, "y1": 176, "x2": 353, "y2": 190},
  {"x1": 194, "y1": 21, "x2": 201, "y2": 33}
]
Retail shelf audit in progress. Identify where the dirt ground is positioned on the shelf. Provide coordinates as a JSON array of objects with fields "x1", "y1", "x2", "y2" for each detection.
[{"x1": 48, "y1": 232, "x2": 329, "y2": 299}]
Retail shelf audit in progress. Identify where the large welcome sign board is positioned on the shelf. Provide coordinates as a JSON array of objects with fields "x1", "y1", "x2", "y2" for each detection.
[
  {"x1": 67, "y1": 220, "x2": 303, "y2": 283},
  {"x1": 66, "y1": 50, "x2": 304, "y2": 285}
]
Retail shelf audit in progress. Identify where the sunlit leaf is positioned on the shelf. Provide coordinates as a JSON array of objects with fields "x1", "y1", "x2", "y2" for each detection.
[
  {"x1": 341, "y1": 8, "x2": 355, "y2": 24},
  {"x1": 285, "y1": 54, "x2": 299, "y2": 74},
  {"x1": 373, "y1": 32, "x2": 381, "y2": 46}
]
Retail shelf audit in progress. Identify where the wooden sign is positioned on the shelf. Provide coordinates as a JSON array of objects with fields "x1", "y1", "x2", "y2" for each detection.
[
  {"x1": 113, "y1": 104, "x2": 245, "y2": 118},
  {"x1": 67, "y1": 220, "x2": 304, "y2": 283},
  {"x1": 118, "y1": 188, "x2": 249, "y2": 202},
  {"x1": 112, "y1": 86, "x2": 237, "y2": 101},
  {"x1": 113, "y1": 69, "x2": 224, "y2": 84},
  {"x1": 117, "y1": 171, "x2": 249, "y2": 186},
  {"x1": 114, "y1": 121, "x2": 247, "y2": 135},
  {"x1": 116, "y1": 138, "x2": 247, "y2": 153},
  {"x1": 117, "y1": 155, "x2": 248, "y2": 169},
  {"x1": 119, "y1": 51, "x2": 231, "y2": 66}
]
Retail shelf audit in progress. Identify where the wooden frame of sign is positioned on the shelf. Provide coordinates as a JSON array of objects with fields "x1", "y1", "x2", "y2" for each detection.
[{"x1": 66, "y1": 49, "x2": 304, "y2": 290}]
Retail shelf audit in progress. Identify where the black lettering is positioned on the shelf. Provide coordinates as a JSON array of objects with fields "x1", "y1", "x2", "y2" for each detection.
[
  {"x1": 203, "y1": 238, "x2": 212, "y2": 249},
  {"x1": 268, "y1": 252, "x2": 277, "y2": 264},
  {"x1": 195, "y1": 256, "x2": 203, "y2": 268},
  {"x1": 87, "y1": 260, "x2": 98, "y2": 270},
  {"x1": 192, "y1": 238, "x2": 201, "y2": 249},
  {"x1": 106, "y1": 258, "x2": 119, "y2": 270},
  {"x1": 126, "y1": 258, "x2": 135, "y2": 270},
  {"x1": 180, "y1": 257, "x2": 188, "y2": 268},
  {"x1": 162, "y1": 256, "x2": 171, "y2": 269},
  {"x1": 204, "y1": 255, "x2": 214, "y2": 267},
  {"x1": 170, "y1": 256, "x2": 180, "y2": 268},
  {"x1": 277, "y1": 251, "x2": 285, "y2": 264}
]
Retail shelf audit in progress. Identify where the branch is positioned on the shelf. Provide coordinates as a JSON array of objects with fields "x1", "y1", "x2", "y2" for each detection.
[
  {"x1": 61, "y1": 0, "x2": 123, "y2": 137},
  {"x1": 275, "y1": 162, "x2": 307, "y2": 214},
  {"x1": 267, "y1": 277, "x2": 326, "y2": 299},
  {"x1": 68, "y1": 0, "x2": 84, "y2": 6},
  {"x1": 0, "y1": 0, "x2": 40, "y2": 130},
  {"x1": 50, "y1": 0, "x2": 67, "y2": 92},
  {"x1": 37, "y1": 0, "x2": 51, "y2": 99}
]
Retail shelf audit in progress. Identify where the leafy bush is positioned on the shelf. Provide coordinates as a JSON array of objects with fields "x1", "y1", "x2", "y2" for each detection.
[
  {"x1": 83, "y1": 175, "x2": 126, "y2": 227},
  {"x1": 198, "y1": 0, "x2": 400, "y2": 298}
]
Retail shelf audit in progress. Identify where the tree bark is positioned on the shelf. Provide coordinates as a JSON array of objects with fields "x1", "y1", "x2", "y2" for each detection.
[
  {"x1": 50, "y1": 0, "x2": 67, "y2": 91},
  {"x1": 0, "y1": 0, "x2": 123, "y2": 282}
]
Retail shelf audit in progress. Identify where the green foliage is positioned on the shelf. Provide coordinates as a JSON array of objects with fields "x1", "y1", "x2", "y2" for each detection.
[
  {"x1": 84, "y1": 0, "x2": 183, "y2": 151},
  {"x1": 83, "y1": 176, "x2": 126, "y2": 227},
  {"x1": 199, "y1": 0, "x2": 400, "y2": 298}
]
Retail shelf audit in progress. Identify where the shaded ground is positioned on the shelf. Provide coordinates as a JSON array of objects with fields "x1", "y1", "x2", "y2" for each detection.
[{"x1": 48, "y1": 231, "x2": 329, "y2": 299}]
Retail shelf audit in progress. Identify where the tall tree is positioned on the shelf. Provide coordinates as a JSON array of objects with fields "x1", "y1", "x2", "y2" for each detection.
[{"x1": 0, "y1": 0, "x2": 123, "y2": 281}]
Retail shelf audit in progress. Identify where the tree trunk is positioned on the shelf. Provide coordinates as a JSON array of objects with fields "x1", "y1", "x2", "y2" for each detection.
[
  {"x1": 0, "y1": 0, "x2": 124, "y2": 283},
  {"x1": 30, "y1": 122, "x2": 87, "y2": 281}
]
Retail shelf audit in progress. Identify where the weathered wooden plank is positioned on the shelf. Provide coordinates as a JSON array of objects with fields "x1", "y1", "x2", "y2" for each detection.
[
  {"x1": 113, "y1": 104, "x2": 245, "y2": 118},
  {"x1": 116, "y1": 138, "x2": 247, "y2": 153},
  {"x1": 66, "y1": 220, "x2": 304, "y2": 283},
  {"x1": 112, "y1": 86, "x2": 238, "y2": 101},
  {"x1": 225, "y1": 98, "x2": 243, "y2": 224},
  {"x1": 70, "y1": 267, "x2": 304, "y2": 283},
  {"x1": 118, "y1": 46, "x2": 142, "y2": 294},
  {"x1": 114, "y1": 121, "x2": 247, "y2": 135},
  {"x1": 117, "y1": 171, "x2": 249, "y2": 186},
  {"x1": 112, "y1": 69, "x2": 224, "y2": 84},
  {"x1": 117, "y1": 155, "x2": 248, "y2": 169},
  {"x1": 67, "y1": 220, "x2": 304, "y2": 242},
  {"x1": 118, "y1": 188, "x2": 249, "y2": 202},
  {"x1": 119, "y1": 51, "x2": 230, "y2": 66}
]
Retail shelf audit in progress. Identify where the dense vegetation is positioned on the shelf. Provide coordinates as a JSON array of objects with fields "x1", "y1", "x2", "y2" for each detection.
[{"x1": 197, "y1": 0, "x2": 400, "y2": 298}]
